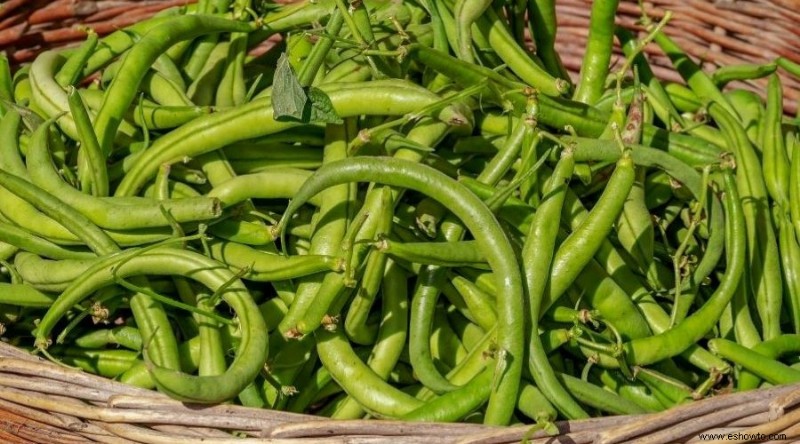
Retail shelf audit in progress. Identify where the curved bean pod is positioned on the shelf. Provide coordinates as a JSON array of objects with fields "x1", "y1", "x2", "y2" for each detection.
[
  {"x1": 116, "y1": 81, "x2": 471, "y2": 196},
  {"x1": 93, "y1": 15, "x2": 255, "y2": 155},
  {"x1": 277, "y1": 157, "x2": 523, "y2": 425},
  {"x1": 34, "y1": 247, "x2": 268, "y2": 404},
  {"x1": 622, "y1": 164, "x2": 745, "y2": 366}
]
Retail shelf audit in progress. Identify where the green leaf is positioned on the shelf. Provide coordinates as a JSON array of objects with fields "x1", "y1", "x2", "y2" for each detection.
[
  {"x1": 272, "y1": 52, "x2": 307, "y2": 122},
  {"x1": 307, "y1": 87, "x2": 342, "y2": 124}
]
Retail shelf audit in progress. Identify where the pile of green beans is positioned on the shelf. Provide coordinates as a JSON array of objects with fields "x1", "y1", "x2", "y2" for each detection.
[{"x1": 1, "y1": 0, "x2": 799, "y2": 428}]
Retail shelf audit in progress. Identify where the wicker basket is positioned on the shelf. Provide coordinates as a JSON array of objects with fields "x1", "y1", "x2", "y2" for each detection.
[
  {"x1": 2, "y1": 341, "x2": 800, "y2": 443},
  {"x1": 2, "y1": 0, "x2": 798, "y2": 113},
  {"x1": 2, "y1": 1, "x2": 800, "y2": 443}
]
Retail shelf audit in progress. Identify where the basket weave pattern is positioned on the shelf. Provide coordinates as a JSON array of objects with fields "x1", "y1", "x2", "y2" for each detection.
[
  {"x1": 2, "y1": 0, "x2": 798, "y2": 113},
  {"x1": 1, "y1": 341, "x2": 800, "y2": 443},
  {"x1": 3, "y1": 1, "x2": 800, "y2": 443},
  {"x1": 554, "y1": 0, "x2": 800, "y2": 115}
]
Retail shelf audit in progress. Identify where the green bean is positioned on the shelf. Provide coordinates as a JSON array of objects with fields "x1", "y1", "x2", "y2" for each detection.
[
  {"x1": 408, "y1": 45, "x2": 605, "y2": 136},
  {"x1": 344, "y1": 188, "x2": 396, "y2": 346},
  {"x1": 653, "y1": 30, "x2": 738, "y2": 120},
  {"x1": 663, "y1": 82, "x2": 702, "y2": 114},
  {"x1": 573, "y1": 0, "x2": 619, "y2": 104},
  {"x1": 116, "y1": 81, "x2": 470, "y2": 196},
  {"x1": 738, "y1": 334, "x2": 800, "y2": 390},
  {"x1": 761, "y1": 74, "x2": 791, "y2": 208},
  {"x1": 596, "y1": 368, "x2": 665, "y2": 412},
  {"x1": 35, "y1": 248, "x2": 268, "y2": 403},
  {"x1": 615, "y1": 86, "x2": 655, "y2": 279},
  {"x1": 453, "y1": 0, "x2": 491, "y2": 63},
  {"x1": 711, "y1": 63, "x2": 777, "y2": 88},
  {"x1": 81, "y1": 9, "x2": 189, "y2": 76},
  {"x1": 522, "y1": 148, "x2": 587, "y2": 419},
  {"x1": 570, "y1": 255, "x2": 651, "y2": 340},
  {"x1": 474, "y1": 8, "x2": 567, "y2": 97},
  {"x1": 94, "y1": 15, "x2": 255, "y2": 155},
  {"x1": 450, "y1": 275, "x2": 497, "y2": 332},
  {"x1": 30, "y1": 51, "x2": 93, "y2": 142},
  {"x1": 528, "y1": 0, "x2": 569, "y2": 80},
  {"x1": 196, "y1": 292, "x2": 227, "y2": 379},
  {"x1": 409, "y1": 263, "x2": 458, "y2": 393},
  {"x1": 316, "y1": 326, "x2": 424, "y2": 418},
  {"x1": 621, "y1": 162, "x2": 745, "y2": 366},
  {"x1": 0, "y1": 54, "x2": 12, "y2": 115},
  {"x1": 60, "y1": 348, "x2": 139, "y2": 379},
  {"x1": 777, "y1": 57, "x2": 800, "y2": 81},
  {"x1": 402, "y1": 368, "x2": 493, "y2": 422},
  {"x1": 408, "y1": 102, "x2": 530, "y2": 396},
  {"x1": 414, "y1": 198, "x2": 446, "y2": 238},
  {"x1": 277, "y1": 157, "x2": 523, "y2": 425},
  {"x1": 616, "y1": 29, "x2": 684, "y2": 131},
  {"x1": 78, "y1": 88, "x2": 212, "y2": 130},
  {"x1": 0, "y1": 169, "x2": 118, "y2": 255},
  {"x1": 377, "y1": 239, "x2": 488, "y2": 270},
  {"x1": 14, "y1": 253, "x2": 96, "y2": 292},
  {"x1": 139, "y1": 70, "x2": 195, "y2": 107},
  {"x1": 0, "y1": 221, "x2": 93, "y2": 260},
  {"x1": 567, "y1": 138, "x2": 726, "y2": 298},
  {"x1": 556, "y1": 372, "x2": 647, "y2": 416},
  {"x1": 731, "y1": 272, "x2": 762, "y2": 349},
  {"x1": 634, "y1": 367, "x2": 692, "y2": 408},
  {"x1": 185, "y1": 33, "x2": 222, "y2": 82},
  {"x1": 216, "y1": 2, "x2": 250, "y2": 107},
  {"x1": 459, "y1": 177, "x2": 534, "y2": 232},
  {"x1": 286, "y1": 362, "x2": 333, "y2": 413},
  {"x1": 0, "y1": 110, "x2": 29, "y2": 178},
  {"x1": 262, "y1": 336, "x2": 314, "y2": 408},
  {"x1": 297, "y1": 10, "x2": 344, "y2": 86},
  {"x1": 187, "y1": 42, "x2": 231, "y2": 106},
  {"x1": 55, "y1": 33, "x2": 99, "y2": 87},
  {"x1": 277, "y1": 123, "x2": 352, "y2": 336},
  {"x1": 0, "y1": 283, "x2": 56, "y2": 307},
  {"x1": 516, "y1": 383, "x2": 558, "y2": 422},
  {"x1": 541, "y1": 152, "x2": 635, "y2": 313},
  {"x1": 430, "y1": 306, "x2": 469, "y2": 371},
  {"x1": 208, "y1": 239, "x2": 342, "y2": 281},
  {"x1": 67, "y1": 86, "x2": 109, "y2": 197},
  {"x1": 792, "y1": 140, "x2": 800, "y2": 240},
  {"x1": 25, "y1": 117, "x2": 222, "y2": 230},
  {"x1": 710, "y1": 102, "x2": 782, "y2": 341},
  {"x1": 330, "y1": 261, "x2": 409, "y2": 419},
  {"x1": 725, "y1": 89, "x2": 763, "y2": 146},
  {"x1": 207, "y1": 168, "x2": 316, "y2": 207},
  {"x1": 708, "y1": 339, "x2": 800, "y2": 387},
  {"x1": 74, "y1": 326, "x2": 143, "y2": 351},
  {"x1": 777, "y1": 213, "x2": 800, "y2": 335}
]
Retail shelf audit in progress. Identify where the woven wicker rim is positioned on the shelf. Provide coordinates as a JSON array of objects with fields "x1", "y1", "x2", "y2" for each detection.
[
  {"x1": 2, "y1": 0, "x2": 798, "y2": 113},
  {"x1": 1, "y1": 342, "x2": 800, "y2": 443},
  {"x1": 1, "y1": 1, "x2": 800, "y2": 442}
]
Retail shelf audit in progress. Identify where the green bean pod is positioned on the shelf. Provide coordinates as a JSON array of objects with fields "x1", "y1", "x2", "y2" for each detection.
[
  {"x1": 621, "y1": 163, "x2": 745, "y2": 366},
  {"x1": 709, "y1": 339, "x2": 800, "y2": 387},
  {"x1": 738, "y1": 334, "x2": 800, "y2": 390},
  {"x1": 542, "y1": 152, "x2": 635, "y2": 313},
  {"x1": 208, "y1": 239, "x2": 342, "y2": 281},
  {"x1": 710, "y1": 102, "x2": 782, "y2": 341},
  {"x1": 277, "y1": 157, "x2": 523, "y2": 425},
  {"x1": 94, "y1": 15, "x2": 256, "y2": 155},
  {"x1": 34, "y1": 248, "x2": 268, "y2": 404},
  {"x1": 377, "y1": 238, "x2": 488, "y2": 269},
  {"x1": 116, "y1": 81, "x2": 471, "y2": 196},
  {"x1": 761, "y1": 74, "x2": 791, "y2": 208},
  {"x1": 573, "y1": 0, "x2": 620, "y2": 105}
]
